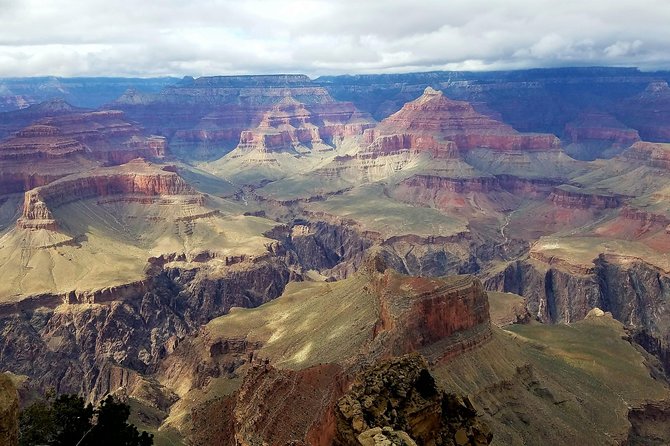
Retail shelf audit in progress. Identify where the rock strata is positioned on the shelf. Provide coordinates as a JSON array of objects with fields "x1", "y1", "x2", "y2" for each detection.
[{"x1": 364, "y1": 87, "x2": 560, "y2": 154}]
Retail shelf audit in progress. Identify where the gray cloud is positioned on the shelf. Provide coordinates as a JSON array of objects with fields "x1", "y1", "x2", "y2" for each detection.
[{"x1": 0, "y1": 0, "x2": 669, "y2": 77}]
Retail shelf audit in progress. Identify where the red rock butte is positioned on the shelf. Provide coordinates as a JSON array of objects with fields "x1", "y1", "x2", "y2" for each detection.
[{"x1": 364, "y1": 87, "x2": 561, "y2": 155}]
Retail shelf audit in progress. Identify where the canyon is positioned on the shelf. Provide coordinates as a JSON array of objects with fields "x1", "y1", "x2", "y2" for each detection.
[{"x1": 1, "y1": 68, "x2": 670, "y2": 445}]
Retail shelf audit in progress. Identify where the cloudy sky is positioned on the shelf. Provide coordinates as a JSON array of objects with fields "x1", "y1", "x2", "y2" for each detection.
[{"x1": 1, "y1": 0, "x2": 669, "y2": 77}]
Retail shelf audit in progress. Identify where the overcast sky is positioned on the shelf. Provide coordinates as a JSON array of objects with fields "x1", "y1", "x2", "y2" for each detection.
[{"x1": 1, "y1": 0, "x2": 669, "y2": 77}]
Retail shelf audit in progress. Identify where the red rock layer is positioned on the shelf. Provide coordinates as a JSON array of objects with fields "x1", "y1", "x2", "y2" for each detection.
[
  {"x1": 623, "y1": 141, "x2": 670, "y2": 170},
  {"x1": 371, "y1": 270, "x2": 491, "y2": 362},
  {"x1": 115, "y1": 75, "x2": 372, "y2": 157},
  {"x1": 399, "y1": 175, "x2": 498, "y2": 193},
  {"x1": 549, "y1": 187, "x2": 623, "y2": 210},
  {"x1": 365, "y1": 87, "x2": 560, "y2": 154},
  {"x1": 362, "y1": 133, "x2": 458, "y2": 159}
]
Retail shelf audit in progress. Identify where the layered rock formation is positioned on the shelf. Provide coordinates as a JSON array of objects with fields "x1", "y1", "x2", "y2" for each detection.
[
  {"x1": 622, "y1": 141, "x2": 670, "y2": 169},
  {"x1": 549, "y1": 186, "x2": 623, "y2": 210},
  {"x1": 0, "y1": 98, "x2": 86, "y2": 140},
  {"x1": 231, "y1": 94, "x2": 373, "y2": 156},
  {"x1": 0, "y1": 110, "x2": 166, "y2": 163},
  {"x1": 0, "y1": 110, "x2": 166, "y2": 195},
  {"x1": 317, "y1": 67, "x2": 657, "y2": 133},
  {"x1": 364, "y1": 87, "x2": 560, "y2": 154},
  {"x1": 370, "y1": 271, "x2": 492, "y2": 362},
  {"x1": 563, "y1": 111, "x2": 640, "y2": 159},
  {"x1": 157, "y1": 256, "x2": 494, "y2": 444},
  {"x1": 113, "y1": 75, "x2": 371, "y2": 161},
  {"x1": 17, "y1": 160, "x2": 196, "y2": 231}
]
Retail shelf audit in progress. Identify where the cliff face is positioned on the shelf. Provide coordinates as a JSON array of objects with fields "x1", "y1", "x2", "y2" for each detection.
[
  {"x1": 0, "y1": 99, "x2": 86, "y2": 140},
  {"x1": 549, "y1": 187, "x2": 623, "y2": 210},
  {"x1": 317, "y1": 67, "x2": 655, "y2": 134},
  {"x1": 622, "y1": 141, "x2": 670, "y2": 170},
  {"x1": 0, "y1": 110, "x2": 166, "y2": 195},
  {"x1": 617, "y1": 81, "x2": 670, "y2": 142},
  {"x1": 486, "y1": 255, "x2": 670, "y2": 373},
  {"x1": 228, "y1": 95, "x2": 373, "y2": 157},
  {"x1": 564, "y1": 112, "x2": 640, "y2": 147},
  {"x1": 0, "y1": 111, "x2": 165, "y2": 164},
  {"x1": 266, "y1": 220, "x2": 373, "y2": 279},
  {"x1": 180, "y1": 262, "x2": 493, "y2": 445}
]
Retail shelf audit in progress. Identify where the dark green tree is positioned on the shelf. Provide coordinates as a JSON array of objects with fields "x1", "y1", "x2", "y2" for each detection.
[
  {"x1": 85, "y1": 395, "x2": 152, "y2": 446},
  {"x1": 19, "y1": 398, "x2": 55, "y2": 446},
  {"x1": 51, "y1": 395, "x2": 93, "y2": 446},
  {"x1": 19, "y1": 393, "x2": 152, "y2": 446}
]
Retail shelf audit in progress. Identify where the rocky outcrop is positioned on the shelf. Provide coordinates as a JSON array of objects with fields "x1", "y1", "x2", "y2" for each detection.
[
  {"x1": 564, "y1": 112, "x2": 640, "y2": 146},
  {"x1": 334, "y1": 353, "x2": 492, "y2": 446},
  {"x1": 317, "y1": 67, "x2": 656, "y2": 134},
  {"x1": 626, "y1": 400, "x2": 670, "y2": 445},
  {"x1": 231, "y1": 363, "x2": 345, "y2": 446},
  {"x1": 229, "y1": 94, "x2": 373, "y2": 157},
  {"x1": 398, "y1": 175, "x2": 498, "y2": 194},
  {"x1": 364, "y1": 87, "x2": 560, "y2": 153},
  {"x1": 0, "y1": 99, "x2": 87, "y2": 140},
  {"x1": 363, "y1": 133, "x2": 459, "y2": 159},
  {"x1": 265, "y1": 220, "x2": 373, "y2": 279},
  {"x1": 0, "y1": 110, "x2": 167, "y2": 196},
  {"x1": 0, "y1": 110, "x2": 165, "y2": 165},
  {"x1": 114, "y1": 75, "x2": 368, "y2": 161},
  {"x1": 563, "y1": 111, "x2": 641, "y2": 160},
  {"x1": 0, "y1": 374, "x2": 18, "y2": 446}
]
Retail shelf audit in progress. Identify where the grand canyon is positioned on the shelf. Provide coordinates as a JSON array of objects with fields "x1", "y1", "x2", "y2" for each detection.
[{"x1": 1, "y1": 66, "x2": 670, "y2": 445}]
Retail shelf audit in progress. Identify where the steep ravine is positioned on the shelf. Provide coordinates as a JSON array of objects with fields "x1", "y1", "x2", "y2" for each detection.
[
  {"x1": 0, "y1": 220, "x2": 374, "y2": 401},
  {"x1": 0, "y1": 257, "x2": 292, "y2": 398}
]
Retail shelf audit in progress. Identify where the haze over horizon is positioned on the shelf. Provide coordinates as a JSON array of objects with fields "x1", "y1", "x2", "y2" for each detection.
[{"x1": 1, "y1": 0, "x2": 670, "y2": 78}]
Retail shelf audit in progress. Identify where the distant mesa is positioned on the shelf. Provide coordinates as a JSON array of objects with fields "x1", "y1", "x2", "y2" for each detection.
[
  {"x1": 617, "y1": 81, "x2": 670, "y2": 142},
  {"x1": 17, "y1": 159, "x2": 197, "y2": 233},
  {"x1": 111, "y1": 74, "x2": 370, "y2": 161}
]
